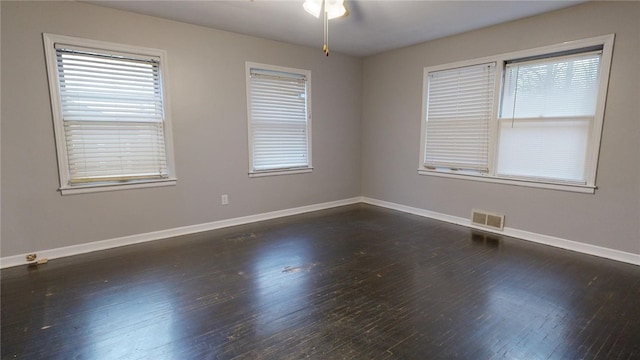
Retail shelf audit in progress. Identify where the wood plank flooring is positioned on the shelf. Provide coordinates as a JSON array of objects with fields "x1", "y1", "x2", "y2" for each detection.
[{"x1": 2, "y1": 204, "x2": 639, "y2": 359}]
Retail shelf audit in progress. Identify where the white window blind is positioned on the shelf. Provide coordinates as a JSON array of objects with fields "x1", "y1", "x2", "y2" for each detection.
[
  {"x1": 248, "y1": 68, "x2": 310, "y2": 172},
  {"x1": 424, "y1": 63, "x2": 496, "y2": 172},
  {"x1": 497, "y1": 52, "x2": 602, "y2": 183},
  {"x1": 55, "y1": 45, "x2": 168, "y2": 184}
]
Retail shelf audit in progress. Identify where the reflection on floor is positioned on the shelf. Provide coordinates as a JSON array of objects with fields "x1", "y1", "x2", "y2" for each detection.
[{"x1": 2, "y1": 204, "x2": 639, "y2": 359}]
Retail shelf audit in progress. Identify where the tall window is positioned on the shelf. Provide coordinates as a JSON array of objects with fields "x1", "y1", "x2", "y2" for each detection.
[
  {"x1": 246, "y1": 62, "x2": 312, "y2": 177},
  {"x1": 424, "y1": 63, "x2": 496, "y2": 172},
  {"x1": 419, "y1": 35, "x2": 614, "y2": 193},
  {"x1": 44, "y1": 34, "x2": 176, "y2": 194}
]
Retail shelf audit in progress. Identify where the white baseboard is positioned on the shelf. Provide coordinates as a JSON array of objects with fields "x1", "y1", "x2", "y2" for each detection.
[
  {"x1": 362, "y1": 197, "x2": 640, "y2": 266},
  {"x1": 0, "y1": 197, "x2": 361, "y2": 269},
  {"x1": 3, "y1": 196, "x2": 638, "y2": 269}
]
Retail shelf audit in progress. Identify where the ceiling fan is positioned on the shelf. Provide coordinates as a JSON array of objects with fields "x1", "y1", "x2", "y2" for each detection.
[{"x1": 302, "y1": 0, "x2": 348, "y2": 56}]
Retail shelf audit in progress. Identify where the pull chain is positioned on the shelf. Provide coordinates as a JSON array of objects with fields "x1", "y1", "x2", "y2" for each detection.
[{"x1": 323, "y1": 10, "x2": 329, "y2": 56}]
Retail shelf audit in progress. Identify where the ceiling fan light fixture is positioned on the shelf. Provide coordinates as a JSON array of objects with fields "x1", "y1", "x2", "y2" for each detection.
[
  {"x1": 303, "y1": 0, "x2": 322, "y2": 18},
  {"x1": 303, "y1": 0, "x2": 346, "y2": 20},
  {"x1": 325, "y1": 0, "x2": 346, "y2": 19},
  {"x1": 303, "y1": 0, "x2": 347, "y2": 56}
]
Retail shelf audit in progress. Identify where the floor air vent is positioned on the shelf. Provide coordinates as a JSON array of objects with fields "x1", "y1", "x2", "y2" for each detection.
[{"x1": 471, "y1": 209, "x2": 505, "y2": 231}]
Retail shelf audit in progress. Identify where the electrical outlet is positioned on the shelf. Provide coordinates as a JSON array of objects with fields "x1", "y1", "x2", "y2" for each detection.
[{"x1": 221, "y1": 194, "x2": 229, "y2": 205}]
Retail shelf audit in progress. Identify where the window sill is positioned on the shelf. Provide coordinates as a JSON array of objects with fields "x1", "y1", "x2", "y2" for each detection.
[
  {"x1": 249, "y1": 168, "x2": 313, "y2": 178},
  {"x1": 417, "y1": 169, "x2": 595, "y2": 194},
  {"x1": 60, "y1": 178, "x2": 177, "y2": 195}
]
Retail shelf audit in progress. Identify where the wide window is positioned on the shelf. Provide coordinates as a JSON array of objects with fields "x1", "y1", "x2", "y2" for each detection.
[
  {"x1": 419, "y1": 35, "x2": 614, "y2": 193},
  {"x1": 246, "y1": 62, "x2": 312, "y2": 177},
  {"x1": 43, "y1": 34, "x2": 176, "y2": 194},
  {"x1": 497, "y1": 52, "x2": 601, "y2": 183}
]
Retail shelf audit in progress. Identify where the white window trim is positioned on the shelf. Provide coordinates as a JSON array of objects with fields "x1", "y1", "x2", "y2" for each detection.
[
  {"x1": 58, "y1": 179, "x2": 177, "y2": 196},
  {"x1": 43, "y1": 33, "x2": 177, "y2": 195},
  {"x1": 245, "y1": 62, "x2": 313, "y2": 177},
  {"x1": 248, "y1": 168, "x2": 313, "y2": 178},
  {"x1": 418, "y1": 34, "x2": 615, "y2": 194}
]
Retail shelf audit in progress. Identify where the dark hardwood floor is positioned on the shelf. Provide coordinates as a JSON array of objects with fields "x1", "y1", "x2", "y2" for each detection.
[{"x1": 2, "y1": 204, "x2": 639, "y2": 359}]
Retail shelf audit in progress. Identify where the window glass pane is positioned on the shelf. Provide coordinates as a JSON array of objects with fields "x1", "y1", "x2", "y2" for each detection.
[
  {"x1": 496, "y1": 118, "x2": 590, "y2": 183},
  {"x1": 500, "y1": 53, "x2": 601, "y2": 119},
  {"x1": 64, "y1": 121, "x2": 167, "y2": 183}
]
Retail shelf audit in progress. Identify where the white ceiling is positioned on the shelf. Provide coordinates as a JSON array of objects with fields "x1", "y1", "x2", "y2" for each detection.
[{"x1": 86, "y1": 0, "x2": 586, "y2": 57}]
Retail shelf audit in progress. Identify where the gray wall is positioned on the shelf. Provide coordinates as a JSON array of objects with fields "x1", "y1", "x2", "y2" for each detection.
[
  {"x1": 1, "y1": 1, "x2": 362, "y2": 257},
  {"x1": 2, "y1": 1, "x2": 639, "y2": 259},
  {"x1": 361, "y1": 1, "x2": 640, "y2": 254}
]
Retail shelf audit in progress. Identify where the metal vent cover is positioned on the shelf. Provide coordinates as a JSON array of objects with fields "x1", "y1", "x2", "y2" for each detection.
[{"x1": 471, "y1": 209, "x2": 505, "y2": 231}]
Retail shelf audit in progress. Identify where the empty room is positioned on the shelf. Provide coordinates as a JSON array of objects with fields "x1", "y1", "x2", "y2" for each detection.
[{"x1": 1, "y1": 0, "x2": 639, "y2": 358}]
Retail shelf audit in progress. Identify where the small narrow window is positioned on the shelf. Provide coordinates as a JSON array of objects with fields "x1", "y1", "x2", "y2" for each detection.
[
  {"x1": 43, "y1": 34, "x2": 176, "y2": 194},
  {"x1": 246, "y1": 62, "x2": 312, "y2": 177}
]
